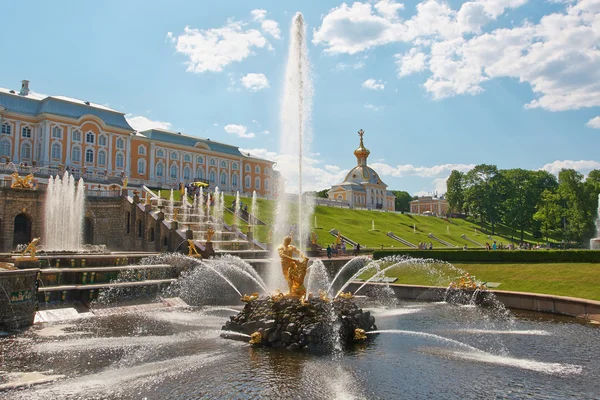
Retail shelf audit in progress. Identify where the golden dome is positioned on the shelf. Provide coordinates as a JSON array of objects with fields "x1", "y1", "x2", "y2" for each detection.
[{"x1": 354, "y1": 129, "x2": 370, "y2": 162}]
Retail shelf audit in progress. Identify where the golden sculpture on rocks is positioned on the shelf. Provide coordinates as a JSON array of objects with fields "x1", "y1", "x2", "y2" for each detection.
[
  {"x1": 278, "y1": 236, "x2": 309, "y2": 297},
  {"x1": 354, "y1": 328, "x2": 367, "y2": 341},
  {"x1": 249, "y1": 331, "x2": 262, "y2": 344},
  {"x1": 11, "y1": 172, "x2": 34, "y2": 189},
  {"x1": 19, "y1": 237, "x2": 40, "y2": 260},
  {"x1": 206, "y1": 227, "x2": 215, "y2": 243},
  {"x1": 241, "y1": 293, "x2": 259, "y2": 302}
]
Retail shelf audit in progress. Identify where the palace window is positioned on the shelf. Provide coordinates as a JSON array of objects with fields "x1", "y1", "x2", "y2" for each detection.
[
  {"x1": 157, "y1": 149, "x2": 164, "y2": 158},
  {"x1": 0, "y1": 140, "x2": 11, "y2": 157},
  {"x1": 184, "y1": 154, "x2": 191, "y2": 162},
  {"x1": 86, "y1": 131, "x2": 94, "y2": 144},
  {"x1": 264, "y1": 167, "x2": 270, "y2": 175},
  {"x1": 20, "y1": 142, "x2": 31, "y2": 159},
  {"x1": 85, "y1": 148, "x2": 94, "y2": 163},
  {"x1": 220, "y1": 172, "x2": 227, "y2": 186},
  {"x1": 170, "y1": 151, "x2": 178, "y2": 160},
  {"x1": 210, "y1": 158, "x2": 216, "y2": 166},
  {"x1": 265, "y1": 179, "x2": 269, "y2": 190},
  {"x1": 51, "y1": 143, "x2": 61, "y2": 160},
  {"x1": 221, "y1": 160, "x2": 227, "y2": 168},
  {"x1": 72, "y1": 146, "x2": 81, "y2": 162},
  {"x1": 245, "y1": 164, "x2": 250, "y2": 172},
  {"x1": 116, "y1": 153, "x2": 124, "y2": 169},
  {"x1": 197, "y1": 156, "x2": 204, "y2": 164},
  {"x1": 196, "y1": 167, "x2": 204, "y2": 179},
  {"x1": 255, "y1": 166, "x2": 260, "y2": 174},
  {"x1": 170, "y1": 164, "x2": 178, "y2": 179},
  {"x1": 21, "y1": 126, "x2": 31, "y2": 138},
  {"x1": 116, "y1": 138, "x2": 124, "y2": 150},
  {"x1": 1, "y1": 123, "x2": 11, "y2": 135},
  {"x1": 232, "y1": 174, "x2": 238, "y2": 187},
  {"x1": 138, "y1": 145, "x2": 146, "y2": 155},
  {"x1": 209, "y1": 170, "x2": 216, "y2": 184},
  {"x1": 184, "y1": 166, "x2": 191, "y2": 180},
  {"x1": 52, "y1": 126, "x2": 62, "y2": 139},
  {"x1": 255, "y1": 177, "x2": 261, "y2": 189},
  {"x1": 72, "y1": 130, "x2": 81, "y2": 142},
  {"x1": 156, "y1": 163, "x2": 164, "y2": 177},
  {"x1": 98, "y1": 150, "x2": 106, "y2": 166},
  {"x1": 138, "y1": 159, "x2": 146, "y2": 174},
  {"x1": 245, "y1": 176, "x2": 250, "y2": 188},
  {"x1": 232, "y1": 162, "x2": 238, "y2": 170},
  {"x1": 98, "y1": 134, "x2": 107, "y2": 146}
]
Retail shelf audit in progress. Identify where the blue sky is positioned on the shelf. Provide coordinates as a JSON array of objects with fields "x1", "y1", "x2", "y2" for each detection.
[{"x1": 2, "y1": 0, "x2": 599, "y2": 195}]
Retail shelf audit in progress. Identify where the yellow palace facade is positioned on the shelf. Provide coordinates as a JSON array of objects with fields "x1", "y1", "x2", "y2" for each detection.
[{"x1": 0, "y1": 80, "x2": 275, "y2": 197}]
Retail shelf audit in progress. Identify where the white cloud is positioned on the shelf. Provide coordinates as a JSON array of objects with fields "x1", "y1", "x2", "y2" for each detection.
[
  {"x1": 539, "y1": 160, "x2": 600, "y2": 174},
  {"x1": 251, "y1": 9, "x2": 282, "y2": 39},
  {"x1": 126, "y1": 115, "x2": 172, "y2": 131},
  {"x1": 370, "y1": 162, "x2": 476, "y2": 178},
  {"x1": 262, "y1": 130, "x2": 271, "y2": 135},
  {"x1": 168, "y1": 20, "x2": 267, "y2": 73},
  {"x1": 362, "y1": 78, "x2": 385, "y2": 90},
  {"x1": 314, "y1": 0, "x2": 600, "y2": 112},
  {"x1": 374, "y1": 0, "x2": 405, "y2": 21},
  {"x1": 396, "y1": 48, "x2": 428, "y2": 77},
  {"x1": 364, "y1": 103, "x2": 381, "y2": 110},
  {"x1": 586, "y1": 116, "x2": 600, "y2": 129},
  {"x1": 334, "y1": 61, "x2": 365, "y2": 71},
  {"x1": 241, "y1": 73, "x2": 270, "y2": 91},
  {"x1": 240, "y1": 148, "x2": 349, "y2": 193},
  {"x1": 224, "y1": 124, "x2": 256, "y2": 139}
]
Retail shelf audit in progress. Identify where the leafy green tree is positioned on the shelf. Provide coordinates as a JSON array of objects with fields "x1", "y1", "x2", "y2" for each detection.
[
  {"x1": 464, "y1": 164, "x2": 505, "y2": 234},
  {"x1": 316, "y1": 189, "x2": 329, "y2": 199},
  {"x1": 534, "y1": 189, "x2": 562, "y2": 243},
  {"x1": 391, "y1": 190, "x2": 412, "y2": 212},
  {"x1": 557, "y1": 169, "x2": 590, "y2": 244},
  {"x1": 445, "y1": 170, "x2": 465, "y2": 213}
]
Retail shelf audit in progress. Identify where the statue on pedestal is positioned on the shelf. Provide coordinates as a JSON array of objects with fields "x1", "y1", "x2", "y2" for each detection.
[
  {"x1": 187, "y1": 239, "x2": 201, "y2": 258},
  {"x1": 19, "y1": 237, "x2": 40, "y2": 260},
  {"x1": 206, "y1": 227, "x2": 215, "y2": 243},
  {"x1": 278, "y1": 236, "x2": 309, "y2": 297},
  {"x1": 11, "y1": 172, "x2": 34, "y2": 189}
]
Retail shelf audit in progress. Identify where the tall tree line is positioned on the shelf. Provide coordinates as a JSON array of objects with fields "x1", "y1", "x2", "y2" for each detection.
[{"x1": 446, "y1": 165, "x2": 600, "y2": 244}]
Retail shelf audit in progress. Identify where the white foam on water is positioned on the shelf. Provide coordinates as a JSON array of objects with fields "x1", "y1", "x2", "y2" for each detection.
[
  {"x1": 0, "y1": 371, "x2": 66, "y2": 390},
  {"x1": 367, "y1": 308, "x2": 423, "y2": 317},
  {"x1": 449, "y1": 328, "x2": 551, "y2": 336},
  {"x1": 146, "y1": 310, "x2": 226, "y2": 328},
  {"x1": 33, "y1": 324, "x2": 90, "y2": 338},
  {"x1": 444, "y1": 350, "x2": 582, "y2": 376},
  {"x1": 10, "y1": 352, "x2": 225, "y2": 399}
]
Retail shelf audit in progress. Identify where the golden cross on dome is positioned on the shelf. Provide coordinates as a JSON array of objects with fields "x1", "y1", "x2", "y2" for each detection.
[{"x1": 358, "y1": 129, "x2": 364, "y2": 139}]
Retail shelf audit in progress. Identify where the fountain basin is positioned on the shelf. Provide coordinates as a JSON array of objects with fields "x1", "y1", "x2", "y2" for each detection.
[
  {"x1": 221, "y1": 296, "x2": 376, "y2": 352},
  {"x1": 0, "y1": 268, "x2": 39, "y2": 330}
]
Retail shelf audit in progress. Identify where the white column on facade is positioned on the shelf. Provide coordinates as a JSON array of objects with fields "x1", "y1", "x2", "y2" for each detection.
[
  {"x1": 42, "y1": 122, "x2": 51, "y2": 164},
  {"x1": 192, "y1": 155, "x2": 196, "y2": 181},
  {"x1": 13, "y1": 121, "x2": 21, "y2": 162},
  {"x1": 65, "y1": 126, "x2": 72, "y2": 165},
  {"x1": 125, "y1": 136, "x2": 131, "y2": 177},
  {"x1": 107, "y1": 133, "x2": 113, "y2": 173}
]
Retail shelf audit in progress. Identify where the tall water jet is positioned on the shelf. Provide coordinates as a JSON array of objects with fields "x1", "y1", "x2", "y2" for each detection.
[
  {"x1": 234, "y1": 191, "x2": 241, "y2": 230},
  {"x1": 168, "y1": 189, "x2": 174, "y2": 221},
  {"x1": 270, "y1": 12, "x2": 314, "y2": 291},
  {"x1": 251, "y1": 190, "x2": 258, "y2": 227},
  {"x1": 44, "y1": 172, "x2": 85, "y2": 251},
  {"x1": 591, "y1": 193, "x2": 600, "y2": 249}
]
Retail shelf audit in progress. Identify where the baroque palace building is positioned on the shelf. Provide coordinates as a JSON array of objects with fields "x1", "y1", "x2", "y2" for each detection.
[
  {"x1": 328, "y1": 129, "x2": 395, "y2": 211},
  {"x1": 0, "y1": 80, "x2": 275, "y2": 197}
]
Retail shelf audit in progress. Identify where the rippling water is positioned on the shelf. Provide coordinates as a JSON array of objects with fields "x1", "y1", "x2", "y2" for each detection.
[{"x1": 1, "y1": 302, "x2": 599, "y2": 399}]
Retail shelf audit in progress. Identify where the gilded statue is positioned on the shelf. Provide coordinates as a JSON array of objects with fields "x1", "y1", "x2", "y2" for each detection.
[
  {"x1": 122, "y1": 177, "x2": 128, "y2": 188},
  {"x1": 173, "y1": 208, "x2": 179, "y2": 221},
  {"x1": 278, "y1": 236, "x2": 309, "y2": 297},
  {"x1": 11, "y1": 172, "x2": 34, "y2": 189},
  {"x1": 206, "y1": 227, "x2": 215, "y2": 243},
  {"x1": 336, "y1": 231, "x2": 342, "y2": 245},
  {"x1": 310, "y1": 231, "x2": 318, "y2": 245},
  {"x1": 19, "y1": 237, "x2": 40, "y2": 260},
  {"x1": 187, "y1": 239, "x2": 201, "y2": 258}
]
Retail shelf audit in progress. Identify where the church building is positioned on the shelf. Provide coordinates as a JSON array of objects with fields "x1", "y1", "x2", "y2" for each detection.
[{"x1": 328, "y1": 129, "x2": 395, "y2": 211}]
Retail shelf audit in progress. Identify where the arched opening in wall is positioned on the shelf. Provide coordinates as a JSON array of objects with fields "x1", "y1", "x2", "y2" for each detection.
[
  {"x1": 126, "y1": 212, "x2": 130, "y2": 234},
  {"x1": 162, "y1": 236, "x2": 168, "y2": 248},
  {"x1": 149, "y1": 227, "x2": 155, "y2": 242},
  {"x1": 137, "y1": 220, "x2": 143, "y2": 238},
  {"x1": 13, "y1": 213, "x2": 32, "y2": 248},
  {"x1": 84, "y1": 217, "x2": 93, "y2": 244}
]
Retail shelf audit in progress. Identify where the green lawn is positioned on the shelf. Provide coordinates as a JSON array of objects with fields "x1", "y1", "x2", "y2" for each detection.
[{"x1": 366, "y1": 261, "x2": 600, "y2": 301}]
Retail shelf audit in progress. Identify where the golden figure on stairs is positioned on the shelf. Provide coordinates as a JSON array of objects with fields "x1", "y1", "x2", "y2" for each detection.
[{"x1": 11, "y1": 172, "x2": 34, "y2": 189}]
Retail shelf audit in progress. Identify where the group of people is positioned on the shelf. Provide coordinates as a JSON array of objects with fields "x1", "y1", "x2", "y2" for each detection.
[
  {"x1": 325, "y1": 242, "x2": 361, "y2": 258},
  {"x1": 231, "y1": 199, "x2": 248, "y2": 213},
  {"x1": 418, "y1": 242, "x2": 433, "y2": 250}
]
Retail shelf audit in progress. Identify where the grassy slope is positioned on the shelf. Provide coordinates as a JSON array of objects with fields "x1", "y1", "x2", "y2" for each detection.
[
  {"x1": 154, "y1": 190, "x2": 523, "y2": 248},
  {"x1": 371, "y1": 262, "x2": 600, "y2": 301}
]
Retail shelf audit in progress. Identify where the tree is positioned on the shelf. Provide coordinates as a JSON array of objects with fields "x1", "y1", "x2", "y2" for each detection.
[
  {"x1": 445, "y1": 170, "x2": 465, "y2": 214},
  {"x1": 557, "y1": 169, "x2": 589, "y2": 245},
  {"x1": 316, "y1": 189, "x2": 329, "y2": 199},
  {"x1": 534, "y1": 189, "x2": 562, "y2": 243},
  {"x1": 391, "y1": 190, "x2": 412, "y2": 212},
  {"x1": 464, "y1": 164, "x2": 505, "y2": 234}
]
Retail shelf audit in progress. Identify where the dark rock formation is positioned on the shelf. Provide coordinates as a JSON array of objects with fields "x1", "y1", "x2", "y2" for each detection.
[{"x1": 221, "y1": 296, "x2": 377, "y2": 352}]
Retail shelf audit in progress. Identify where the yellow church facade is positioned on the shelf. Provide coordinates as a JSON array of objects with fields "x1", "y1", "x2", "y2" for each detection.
[{"x1": 328, "y1": 129, "x2": 395, "y2": 211}]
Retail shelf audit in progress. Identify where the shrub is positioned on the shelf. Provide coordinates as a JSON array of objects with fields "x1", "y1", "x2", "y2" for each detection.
[{"x1": 372, "y1": 249, "x2": 600, "y2": 263}]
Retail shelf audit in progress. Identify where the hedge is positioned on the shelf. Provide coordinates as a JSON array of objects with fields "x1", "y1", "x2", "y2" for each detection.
[{"x1": 372, "y1": 250, "x2": 600, "y2": 263}]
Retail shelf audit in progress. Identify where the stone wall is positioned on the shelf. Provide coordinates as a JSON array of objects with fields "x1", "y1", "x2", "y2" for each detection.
[
  {"x1": 0, "y1": 269, "x2": 38, "y2": 330},
  {"x1": 0, "y1": 187, "x2": 184, "y2": 254}
]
